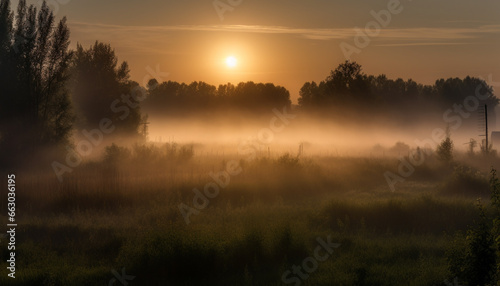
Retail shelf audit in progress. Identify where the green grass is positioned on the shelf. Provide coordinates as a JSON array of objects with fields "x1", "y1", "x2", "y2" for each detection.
[{"x1": 0, "y1": 152, "x2": 497, "y2": 285}]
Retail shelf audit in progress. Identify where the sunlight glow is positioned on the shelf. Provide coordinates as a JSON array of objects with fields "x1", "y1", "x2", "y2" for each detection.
[{"x1": 225, "y1": 56, "x2": 238, "y2": 68}]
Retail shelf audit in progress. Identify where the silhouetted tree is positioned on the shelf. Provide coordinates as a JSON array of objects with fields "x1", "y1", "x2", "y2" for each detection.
[
  {"x1": 145, "y1": 80, "x2": 181, "y2": 113},
  {"x1": 436, "y1": 127, "x2": 454, "y2": 163},
  {"x1": 0, "y1": 0, "x2": 74, "y2": 166},
  {"x1": 434, "y1": 77, "x2": 498, "y2": 108},
  {"x1": 298, "y1": 81, "x2": 321, "y2": 107},
  {"x1": 0, "y1": 0, "x2": 12, "y2": 66},
  {"x1": 326, "y1": 61, "x2": 363, "y2": 92},
  {"x1": 298, "y1": 61, "x2": 373, "y2": 111},
  {"x1": 70, "y1": 41, "x2": 141, "y2": 137},
  {"x1": 326, "y1": 61, "x2": 371, "y2": 103},
  {"x1": 0, "y1": 0, "x2": 14, "y2": 141}
]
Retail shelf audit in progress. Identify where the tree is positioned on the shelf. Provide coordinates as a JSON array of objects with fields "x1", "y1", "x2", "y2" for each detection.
[
  {"x1": 0, "y1": 0, "x2": 12, "y2": 66},
  {"x1": 436, "y1": 127, "x2": 454, "y2": 163},
  {"x1": 298, "y1": 61, "x2": 372, "y2": 110},
  {"x1": 0, "y1": 0, "x2": 74, "y2": 166},
  {"x1": 327, "y1": 61, "x2": 362, "y2": 88},
  {"x1": 467, "y1": 138, "x2": 477, "y2": 157},
  {"x1": 326, "y1": 61, "x2": 370, "y2": 101},
  {"x1": 434, "y1": 77, "x2": 498, "y2": 109},
  {"x1": 70, "y1": 41, "x2": 141, "y2": 137},
  {"x1": 298, "y1": 81, "x2": 320, "y2": 107}
]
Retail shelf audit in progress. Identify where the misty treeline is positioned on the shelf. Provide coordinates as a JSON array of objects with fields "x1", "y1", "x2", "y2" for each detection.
[
  {"x1": 299, "y1": 61, "x2": 498, "y2": 124},
  {"x1": 144, "y1": 60, "x2": 498, "y2": 124},
  {"x1": 0, "y1": 0, "x2": 498, "y2": 169},
  {"x1": 144, "y1": 80, "x2": 291, "y2": 116}
]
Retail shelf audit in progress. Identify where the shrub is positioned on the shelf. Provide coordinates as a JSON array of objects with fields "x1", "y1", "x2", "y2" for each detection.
[
  {"x1": 132, "y1": 143, "x2": 160, "y2": 163},
  {"x1": 441, "y1": 165, "x2": 489, "y2": 197},
  {"x1": 447, "y1": 168, "x2": 500, "y2": 285},
  {"x1": 165, "y1": 142, "x2": 178, "y2": 158},
  {"x1": 103, "y1": 144, "x2": 131, "y2": 164},
  {"x1": 390, "y1": 141, "x2": 410, "y2": 155},
  {"x1": 447, "y1": 202, "x2": 496, "y2": 286},
  {"x1": 178, "y1": 145, "x2": 194, "y2": 162},
  {"x1": 275, "y1": 153, "x2": 300, "y2": 169}
]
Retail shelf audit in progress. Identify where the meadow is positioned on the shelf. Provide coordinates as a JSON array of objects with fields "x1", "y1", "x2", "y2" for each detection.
[{"x1": 0, "y1": 143, "x2": 497, "y2": 285}]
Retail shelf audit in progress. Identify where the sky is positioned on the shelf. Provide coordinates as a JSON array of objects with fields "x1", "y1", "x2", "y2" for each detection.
[{"x1": 15, "y1": 0, "x2": 500, "y2": 103}]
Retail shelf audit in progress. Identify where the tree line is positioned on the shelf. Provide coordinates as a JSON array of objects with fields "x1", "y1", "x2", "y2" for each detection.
[
  {"x1": 143, "y1": 80, "x2": 291, "y2": 115},
  {"x1": 299, "y1": 61, "x2": 498, "y2": 123}
]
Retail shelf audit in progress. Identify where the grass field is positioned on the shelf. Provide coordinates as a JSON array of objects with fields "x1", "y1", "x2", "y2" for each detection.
[{"x1": 0, "y1": 144, "x2": 497, "y2": 285}]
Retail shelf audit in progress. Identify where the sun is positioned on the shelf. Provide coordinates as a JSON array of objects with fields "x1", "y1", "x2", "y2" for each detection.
[{"x1": 225, "y1": 56, "x2": 238, "y2": 68}]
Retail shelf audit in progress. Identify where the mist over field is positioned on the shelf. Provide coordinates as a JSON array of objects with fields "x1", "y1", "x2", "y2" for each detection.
[
  {"x1": 1, "y1": 0, "x2": 500, "y2": 285},
  {"x1": 145, "y1": 114, "x2": 497, "y2": 155}
]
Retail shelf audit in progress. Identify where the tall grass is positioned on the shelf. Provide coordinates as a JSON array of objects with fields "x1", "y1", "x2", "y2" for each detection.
[{"x1": 0, "y1": 148, "x2": 496, "y2": 285}]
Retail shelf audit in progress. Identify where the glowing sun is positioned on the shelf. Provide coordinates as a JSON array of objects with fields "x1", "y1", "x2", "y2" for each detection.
[{"x1": 225, "y1": 56, "x2": 238, "y2": 68}]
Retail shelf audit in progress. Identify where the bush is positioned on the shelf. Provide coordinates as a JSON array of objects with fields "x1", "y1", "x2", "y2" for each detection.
[
  {"x1": 390, "y1": 141, "x2": 410, "y2": 155},
  {"x1": 103, "y1": 143, "x2": 131, "y2": 164},
  {"x1": 165, "y1": 142, "x2": 178, "y2": 158},
  {"x1": 447, "y1": 168, "x2": 500, "y2": 285},
  {"x1": 447, "y1": 202, "x2": 496, "y2": 286},
  {"x1": 132, "y1": 143, "x2": 161, "y2": 163},
  {"x1": 275, "y1": 153, "x2": 300, "y2": 169},
  {"x1": 441, "y1": 165, "x2": 489, "y2": 197},
  {"x1": 178, "y1": 145, "x2": 194, "y2": 161},
  {"x1": 101, "y1": 142, "x2": 194, "y2": 166}
]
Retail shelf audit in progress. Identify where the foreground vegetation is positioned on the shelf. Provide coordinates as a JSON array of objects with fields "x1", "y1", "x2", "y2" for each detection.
[{"x1": 1, "y1": 146, "x2": 499, "y2": 285}]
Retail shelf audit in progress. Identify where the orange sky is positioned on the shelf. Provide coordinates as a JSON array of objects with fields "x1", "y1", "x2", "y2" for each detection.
[{"x1": 17, "y1": 0, "x2": 500, "y2": 103}]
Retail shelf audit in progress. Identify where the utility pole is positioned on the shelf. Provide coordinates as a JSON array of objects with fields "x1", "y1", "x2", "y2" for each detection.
[
  {"x1": 478, "y1": 104, "x2": 489, "y2": 154},
  {"x1": 140, "y1": 115, "x2": 150, "y2": 142}
]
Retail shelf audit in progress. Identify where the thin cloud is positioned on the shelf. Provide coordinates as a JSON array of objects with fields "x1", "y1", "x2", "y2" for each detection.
[
  {"x1": 69, "y1": 22, "x2": 500, "y2": 39},
  {"x1": 69, "y1": 22, "x2": 353, "y2": 40},
  {"x1": 375, "y1": 42, "x2": 470, "y2": 47},
  {"x1": 68, "y1": 22, "x2": 500, "y2": 51}
]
